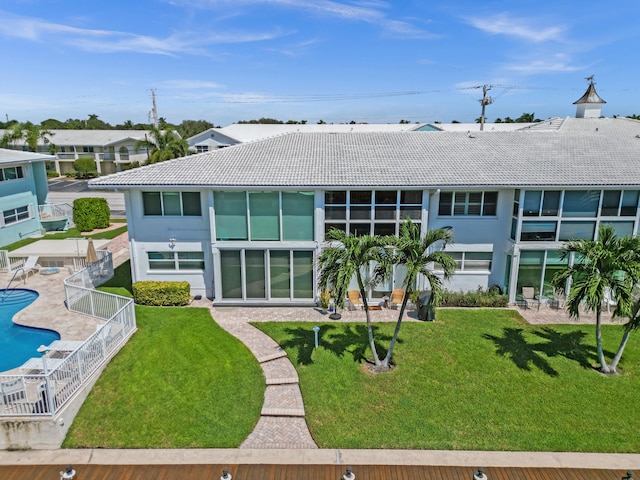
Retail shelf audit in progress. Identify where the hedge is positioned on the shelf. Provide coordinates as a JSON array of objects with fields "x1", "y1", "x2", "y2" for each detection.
[
  {"x1": 440, "y1": 288, "x2": 508, "y2": 307},
  {"x1": 132, "y1": 281, "x2": 191, "y2": 306},
  {"x1": 73, "y1": 197, "x2": 110, "y2": 232},
  {"x1": 73, "y1": 157, "x2": 99, "y2": 179}
]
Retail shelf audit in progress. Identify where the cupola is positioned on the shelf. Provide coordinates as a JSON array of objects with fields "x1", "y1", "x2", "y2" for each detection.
[{"x1": 573, "y1": 76, "x2": 606, "y2": 118}]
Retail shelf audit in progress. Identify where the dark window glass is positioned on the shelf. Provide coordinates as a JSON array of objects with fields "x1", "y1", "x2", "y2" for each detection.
[
  {"x1": 375, "y1": 206, "x2": 395, "y2": 220},
  {"x1": 559, "y1": 221, "x2": 596, "y2": 241},
  {"x1": 142, "y1": 192, "x2": 162, "y2": 215},
  {"x1": 523, "y1": 191, "x2": 542, "y2": 216},
  {"x1": 401, "y1": 190, "x2": 422, "y2": 204},
  {"x1": 375, "y1": 191, "x2": 397, "y2": 204},
  {"x1": 182, "y1": 192, "x2": 202, "y2": 216},
  {"x1": 621, "y1": 191, "x2": 639, "y2": 216},
  {"x1": 562, "y1": 190, "x2": 599, "y2": 217},
  {"x1": 520, "y1": 221, "x2": 557, "y2": 241},
  {"x1": 601, "y1": 190, "x2": 621, "y2": 216},
  {"x1": 350, "y1": 223, "x2": 371, "y2": 236},
  {"x1": 350, "y1": 191, "x2": 372, "y2": 204},
  {"x1": 350, "y1": 206, "x2": 371, "y2": 220},
  {"x1": 439, "y1": 192, "x2": 453, "y2": 216},
  {"x1": 325, "y1": 191, "x2": 346, "y2": 204},
  {"x1": 400, "y1": 206, "x2": 421, "y2": 220},
  {"x1": 541, "y1": 191, "x2": 560, "y2": 216},
  {"x1": 374, "y1": 223, "x2": 396, "y2": 236},
  {"x1": 325, "y1": 206, "x2": 346, "y2": 220},
  {"x1": 325, "y1": 223, "x2": 346, "y2": 235},
  {"x1": 483, "y1": 192, "x2": 498, "y2": 216}
]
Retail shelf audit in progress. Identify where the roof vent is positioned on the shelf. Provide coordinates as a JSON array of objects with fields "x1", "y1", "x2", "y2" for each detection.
[{"x1": 468, "y1": 133, "x2": 476, "y2": 138}]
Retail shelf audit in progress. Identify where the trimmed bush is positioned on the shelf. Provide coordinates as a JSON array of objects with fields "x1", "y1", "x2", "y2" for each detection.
[
  {"x1": 73, "y1": 157, "x2": 99, "y2": 179},
  {"x1": 132, "y1": 281, "x2": 191, "y2": 306},
  {"x1": 73, "y1": 197, "x2": 110, "y2": 232},
  {"x1": 441, "y1": 287, "x2": 508, "y2": 307}
]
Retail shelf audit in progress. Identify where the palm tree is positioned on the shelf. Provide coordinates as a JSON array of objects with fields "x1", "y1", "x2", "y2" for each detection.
[
  {"x1": 317, "y1": 228, "x2": 388, "y2": 366},
  {"x1": 0, "y1": 122, "x2": 52, "y2": 151},
  {"x1": 380, "y1": 220, "x2": 456, "y2": 368},
  {"x1": 134, "y1": 126, "x2": 189, "y2": 164},
  {"x1": 552, "y1": 225, "x2": 640, "y2": 373}
]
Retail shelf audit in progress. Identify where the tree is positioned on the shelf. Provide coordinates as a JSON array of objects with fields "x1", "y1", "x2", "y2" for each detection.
[
  {"x1": 176, "y1": 119, "x2": 214, "y2": 138},
  {"x1": 317, "y1": 229, "x2": 388, "y2": 366},
  {"x1": 134, "y1": 126, "x2": 189, "y2": 164},
  {"x1": 0, "y1": 122, "x2": 53, "y2": 151},
  {"x1": 381, "y1": 221, "x2": 456, "y2": 368},
  {"x1": 552, "y1": 225, "x2": 640, "y2": 374}
]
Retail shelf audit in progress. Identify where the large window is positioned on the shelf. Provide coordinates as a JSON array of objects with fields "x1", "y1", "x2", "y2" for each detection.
[
  {"x1": 143, "y1": 192, "x2": 201, "y2": 216},
  {"x1": 147, "y1": 251, "x2": 205, "y2": 270},
  {"x1": 325, "y1": 189, "x2": 422, "y2": 236},
  {"x1": 516, "y1": 189, "x2": 639, "y2": 242},
  {"x1": 446, "y1": 251, "x2": 493, "y2": 272},
  {"x1": 2, "y1": 205, "x2": 30, "y2": 226},
  {"x1": 600, "y1": 190, "x2": 639, "y2": 217},
  {"x1": 219, "y1": 249, "x2": 314, "y2": 300},
  {"x1": 0, "y1": 166, "x2": 24, "y2": 182},
  {"x1": 516, "y1": 250, "x2": 568, "y2": 298},
  {"x1": 215, "y1": 191, "x2": 314, "y2": 242},
  {"x1": 438, "y1": 191, "x2": 497, "y2": 216}
]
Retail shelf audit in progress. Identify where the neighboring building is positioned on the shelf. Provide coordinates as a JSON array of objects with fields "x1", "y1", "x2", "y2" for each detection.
[
  {"x1": 0, "y1": 149, "x2": 71, "y2": 247},
  {"x1": 0, "y1": 130, "x2": 154, "y2": 176},
  {"x1": 90, "y1": 106, "x2": 640, "y2": 306},
  {"x1": 187, "y1": 122, "x2": 537, "y2": 153}
]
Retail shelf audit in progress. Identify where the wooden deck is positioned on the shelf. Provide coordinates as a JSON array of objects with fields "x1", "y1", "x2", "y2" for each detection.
[{"x1": 0, "y1": 464, "x2": 628, "y2": 480}]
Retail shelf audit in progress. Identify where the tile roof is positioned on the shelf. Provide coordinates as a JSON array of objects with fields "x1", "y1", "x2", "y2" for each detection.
[
  {"x1": 0, "y1": 148, "x2": 56, "y2": 165},
  {"x1": 89, "y1": 117, "x2": 640, "y2": 190}
]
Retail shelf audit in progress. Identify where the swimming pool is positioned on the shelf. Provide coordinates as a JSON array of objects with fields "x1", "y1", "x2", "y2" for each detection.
[{"x1": 0, "y1": 289, "x2": 60, "y2": 372}]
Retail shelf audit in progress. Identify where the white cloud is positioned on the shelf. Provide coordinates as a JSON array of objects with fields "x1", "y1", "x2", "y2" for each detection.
[
  {"x1": 0, "y1": 10, "x2": 288, "y2": 56},
  {"x1": 160, "y1": 80, "x2": 224, "y2": 90},
  {"x1": 505, "y1": 58, "x2": 583, "y2": 74},
  {"x1": 176, "y1": 0, "x2": 434, "y2": 38},
  {"x1": 465, "y1": 13, "x2": 565, "y2": 43}
]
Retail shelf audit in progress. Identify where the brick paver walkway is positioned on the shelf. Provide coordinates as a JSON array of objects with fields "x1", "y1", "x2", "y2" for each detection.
[{"x1": 211, "y1": 312, "x2": 318, "y2": 449}]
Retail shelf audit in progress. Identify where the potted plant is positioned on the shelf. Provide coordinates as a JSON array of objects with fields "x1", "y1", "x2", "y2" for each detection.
[{"x1": 319, "y1": 288, "x2": 331, "y2": 313}]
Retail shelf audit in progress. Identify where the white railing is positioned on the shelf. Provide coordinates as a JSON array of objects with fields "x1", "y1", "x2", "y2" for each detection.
[
  {"x1": 0, "y1": 251, "x2": 136, "y2": 417},
  {"x1": 39, "y1": 203, "x2": 73, "y2": 221},
  {"x1": 0, "y1": 252, "x2": 29, "y2": 273},
  {"x1": 0, "y1": 250, "x2": 10, "y2": 272}
]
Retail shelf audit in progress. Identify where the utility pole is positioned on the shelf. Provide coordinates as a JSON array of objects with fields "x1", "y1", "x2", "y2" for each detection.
[
  {"x1": 479, "y1": 85, "x2": 492, "y2": 131},
  {"x1": 150, "y1": 89, "x2": 158, "y2": 129}
]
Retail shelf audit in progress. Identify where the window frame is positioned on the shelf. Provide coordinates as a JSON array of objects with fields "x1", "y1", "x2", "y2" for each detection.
[
  {"x1": 438, "y1": 191, "x2": 498, "y2": 217},
  {"x1": 142, "y1": 191, "x2": 202, "y2": 217}
]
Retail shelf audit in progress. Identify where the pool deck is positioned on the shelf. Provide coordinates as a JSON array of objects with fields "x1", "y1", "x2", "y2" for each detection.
[{"x1": 1, "y1": 232, "x2": 131, "y2": 352}]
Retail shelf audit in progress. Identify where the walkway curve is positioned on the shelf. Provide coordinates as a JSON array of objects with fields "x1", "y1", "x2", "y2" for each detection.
[{"x1": 211, "y1": 309, "x2": 317, "y2": 449}]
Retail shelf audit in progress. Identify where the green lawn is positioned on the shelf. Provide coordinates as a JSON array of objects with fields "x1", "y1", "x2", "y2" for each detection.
[
  {"x1": 63, "y1": 306, "x2": 265, "y2": 448},
  {"x1": 98, "y1": 260, "x2": 133, "y2": 298},
  {"x1": 2, "y1": 224, "x2": 127, "y2": 251},
  {"x1": 255, "y1": 310, "x2": 640, "y2": 452}
]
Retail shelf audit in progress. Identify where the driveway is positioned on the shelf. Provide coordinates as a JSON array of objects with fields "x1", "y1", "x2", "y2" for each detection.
[{"x1": 48, "y1": 179, "x2": 125, "y2": 217}]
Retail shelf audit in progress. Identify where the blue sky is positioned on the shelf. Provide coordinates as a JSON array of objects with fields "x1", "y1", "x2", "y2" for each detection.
[{"x1": 2, "y1": 1, "x2": 639, "y2": 126}]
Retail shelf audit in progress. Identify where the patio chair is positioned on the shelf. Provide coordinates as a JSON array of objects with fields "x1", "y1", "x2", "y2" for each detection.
[
  {"x1": 11, "y1": 256, "x2": 40, "y2": 280},
  {"x1": 521, "y1": 287, "x2": 539, "y2": 310},
  {"x1": 0, "y1": 378, "x2": 26, "y2": 404},
  {"x1": 347, "y1": 290, "x2": 364, "y2": 310},
  {"x1": 603, "y1": 287, "x2": 616, "y2": 313},
  {"x1": 549, "y1": 289, "x2": 565, "y2": 310},
  {"x1": 389, "y1": 288, "x2": 405, "y2": 309}
]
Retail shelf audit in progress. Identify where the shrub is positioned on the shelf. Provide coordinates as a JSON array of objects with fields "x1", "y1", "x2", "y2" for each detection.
[
  {"x1": 73, "y1": 157, "x2": 99, "y2": 179},
  {"x1": 73, "y1": 197, "x2": 110, "y2": 232},
  {"x1": 441, "y1": 287, "x2": 508, "y2": 307},
  {"x1": 132, "y1": 281, "x2": 191, "y2": 306}
]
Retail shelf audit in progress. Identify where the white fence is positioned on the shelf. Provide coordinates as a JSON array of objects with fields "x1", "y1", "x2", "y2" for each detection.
[
  {"x1": 38, "y1": 203, "x2": 73, "y2": 222},
  {"x1": 0, "y1": 251, "x2": 136, "y2": 417}
]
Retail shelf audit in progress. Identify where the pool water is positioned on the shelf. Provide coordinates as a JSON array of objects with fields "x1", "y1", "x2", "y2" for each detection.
[{"x1": 0, "y1": 289, "x2": 60, "y2": 372}]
